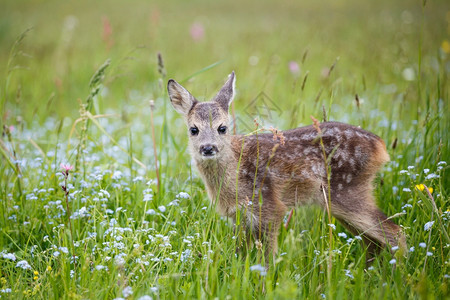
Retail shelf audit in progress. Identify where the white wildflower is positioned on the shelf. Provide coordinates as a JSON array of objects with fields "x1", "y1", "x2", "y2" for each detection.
[
  {"x1": 2, "y1": 253, "x2": 16, "y2": 261},
  {"x1": 16, "y1": 260, "x2": 31, "y2": 270},
  {"x1": 112, "y1": 170, "x2": 123, "y2": 180},
  {"x1": 146, "y1": 209, "x2": 156, "y2": 215},
  {"x1": 146, "y1": 179, "x2": 156, "y2": 185},
  {"x1": 100, "y1": 189, "x2": 110, "y2": 198},
  {"x1": 344, "y1": 269, "x2": 354, "y2": 279},
  {"x1": 122, "y1": 286, "x2": 133, "y2": 298},
  {"x1": 424, "y1": 221, "x2": 434, "y2": 231},
  {"x1": 95, "y1": 265, "x2": 108, "y2": 271},
  {"x1": 176, "y1": 192, "x2": 190, "y2": 199},
  {"x1": 425, "y1": 173, "x2": 439, "y2": 180},
  {"x1": 250, "y1": 264, "x2": 267, "y2": 276},
  {"x1": 392, "y1": 186, "x2": 399, "y2": 194},
  {"x1": 168, "y1": 200, "x2": 179, "y2": 206},
  {"x1": 338, "y1": 232, "x2": 347, "y2": 238},
  {"x1": 143, "y1": 194, "x2": 153, "y2": 202}
]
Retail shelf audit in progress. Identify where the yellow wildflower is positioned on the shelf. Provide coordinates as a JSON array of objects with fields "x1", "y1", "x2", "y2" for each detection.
[
  {"x1": 415, "y1": 184, "x2": 433, "y2": 194},
  {"x1": 33, "y1": 271, "x2": 39, "y2": 276},
  {"x1": 33, "y1": 276, "x2": 38, "y2": 280},
  {"x1": 46, "y1": 266, "x2": 52, "y2": 271},
  {"x1": 442, "y1": 40, "x2": 450, "y2": 54},
  {"x1": 415, "y1": 184, "x2": 424, "y2": 191}
]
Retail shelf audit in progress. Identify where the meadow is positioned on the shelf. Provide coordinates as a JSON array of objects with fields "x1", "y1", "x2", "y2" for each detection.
[{"x1": 0, "y1": 0, "x2": 449, "y2": 298}]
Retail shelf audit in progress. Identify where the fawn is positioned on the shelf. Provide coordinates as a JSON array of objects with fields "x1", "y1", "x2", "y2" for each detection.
[{"x1": 167, "y1": 71, "x2": 406, "y2": 262}]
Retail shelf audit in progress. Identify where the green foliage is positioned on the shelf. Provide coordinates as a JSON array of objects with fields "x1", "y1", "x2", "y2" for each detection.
[{"x1": 0, "y1": 0, "x2": 449, "y2": 299}]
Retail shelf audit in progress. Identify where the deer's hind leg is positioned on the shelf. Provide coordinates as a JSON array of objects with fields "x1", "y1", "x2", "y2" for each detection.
[{"x1": 330, "y1": 188, "x2": 406, "y2": 256}]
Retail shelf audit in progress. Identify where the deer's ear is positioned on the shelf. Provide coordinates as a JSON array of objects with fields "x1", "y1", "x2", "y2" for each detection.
[
  {"x1": 167, "y1": 79, "x2": 197, "y2": 115},
  {"x1": 213, "y1": 71, "x2": 235, "y2": 112}
]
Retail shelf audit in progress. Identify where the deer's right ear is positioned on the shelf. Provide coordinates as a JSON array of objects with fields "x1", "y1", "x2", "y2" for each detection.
[{"x1": 167, "y1": 79, "x2": 197, "y2": 115}]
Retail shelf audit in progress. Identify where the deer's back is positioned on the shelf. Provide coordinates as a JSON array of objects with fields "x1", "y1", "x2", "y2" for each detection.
[{"x1": 231, "y1": 122, "x2": 389, "y2": 194}]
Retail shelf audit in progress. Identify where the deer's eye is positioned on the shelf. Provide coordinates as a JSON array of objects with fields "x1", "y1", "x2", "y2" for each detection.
[
  {"x1": 190, "y1": 127, "x2": 199, "y2": 136},
  {"x1": 218, "y1": 126, "x2": 227, "y2": 134}
]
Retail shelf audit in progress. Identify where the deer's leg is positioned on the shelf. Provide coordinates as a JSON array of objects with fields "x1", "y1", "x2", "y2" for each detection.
[
  {"x1": 249, "y1": 199, "x2": 286, "y2": 265},
  {"x1": 250, "y1": 218, "x2": 281, "y2": 264},
  {"x1": 330, "y1": 192, "x2": 406, "y2": 253},
  {"x1": 334, "y1": 216, "x2": 383, "y2": 261}
]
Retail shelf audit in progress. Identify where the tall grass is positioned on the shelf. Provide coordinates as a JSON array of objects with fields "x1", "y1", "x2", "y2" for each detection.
[{"x1": 0, "y1": 0, "x2": 449, "y2": 299}]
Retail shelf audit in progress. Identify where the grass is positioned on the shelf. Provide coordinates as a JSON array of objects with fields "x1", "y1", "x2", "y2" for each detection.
[{"x1": 0, "y1": 0, "x2": 449, "y2": 298}]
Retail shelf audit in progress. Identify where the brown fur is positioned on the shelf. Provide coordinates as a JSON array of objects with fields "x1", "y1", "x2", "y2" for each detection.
[{"x1": 168, "y1": 72, "x2": 406, "y2": 262}]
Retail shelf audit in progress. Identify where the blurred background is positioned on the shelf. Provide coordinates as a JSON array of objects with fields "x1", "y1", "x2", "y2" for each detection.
[{"x1": 0, "y1": 0, "x2": 448, "y2": 129}]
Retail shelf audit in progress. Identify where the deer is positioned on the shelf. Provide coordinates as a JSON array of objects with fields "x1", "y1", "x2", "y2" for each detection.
[{"x1": 167, "y1": 71, "x2": 406, "y2": 263}]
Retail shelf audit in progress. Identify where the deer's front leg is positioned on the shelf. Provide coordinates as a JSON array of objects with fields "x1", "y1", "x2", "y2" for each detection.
[{"x1": 250, "y1": 198, "x2": 287, "y2": 265}]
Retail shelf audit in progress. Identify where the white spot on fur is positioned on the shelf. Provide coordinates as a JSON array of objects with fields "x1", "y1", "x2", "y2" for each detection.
[
  {"x1": 346, "y1": 174, "x2": 353, "y2": 183},
  {"x1": 300, "y1": 132, "x2": 316, "y2": 141},
  {"x1": 312, "y1": 163, "x2": 326, "y2": 177},
  {"x1": 303, "y1": 147, "x2": 313, "y2": 155},
  {"x1": 344, "y1": 129, "x2": 355, "y2": 138},
  {"x1": 349, "y1": 158, "x2": 356, "y2": 168},
  {"x1": 355, "y1": 145, "x2": 362, "y2": 159}
]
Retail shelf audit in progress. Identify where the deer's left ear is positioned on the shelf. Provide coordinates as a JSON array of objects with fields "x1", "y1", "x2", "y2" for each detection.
[
  {"x1": 213, "y1": 71, "x2": 235, "y2": 112},
  {"x1": 167, "y1": 79, "x2": 197, "y2": 115}
]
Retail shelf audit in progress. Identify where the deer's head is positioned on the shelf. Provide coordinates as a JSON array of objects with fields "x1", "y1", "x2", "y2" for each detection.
[{"x1": 168, "y1": 71, "x2": 235, "y2": 161}]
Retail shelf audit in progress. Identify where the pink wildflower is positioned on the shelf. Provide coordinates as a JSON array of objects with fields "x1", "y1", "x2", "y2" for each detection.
[
  {"x1": 288, "y1": 61, "x2": 300, "y2": 76},
  {"x1": 60, "y1": 163, "x2": 73, "y2": 177},
  {"x1": 102, "y1": 16, "x2": 114, "y2": 50},
  {"x1": 60, "y1": 163, "x2": 73, "y2": 172},
  {"x1": 190, "y1": 22, "x2": 205, "y2": 42}
]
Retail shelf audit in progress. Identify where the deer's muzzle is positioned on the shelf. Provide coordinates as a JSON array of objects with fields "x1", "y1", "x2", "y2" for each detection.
[{"x1": 200, "y1": 144, "x2": 218, "y2": 157}]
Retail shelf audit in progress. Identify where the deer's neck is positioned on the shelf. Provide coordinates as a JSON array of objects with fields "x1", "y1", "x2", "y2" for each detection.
[{"x1": 194, "y1": 144, "x2": 239, "y2": 215}]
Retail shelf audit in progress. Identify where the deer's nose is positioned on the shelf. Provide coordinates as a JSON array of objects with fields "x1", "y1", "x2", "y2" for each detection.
[{"x1": 200, "y1": 144, "x2": 218, "y2": 156}]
